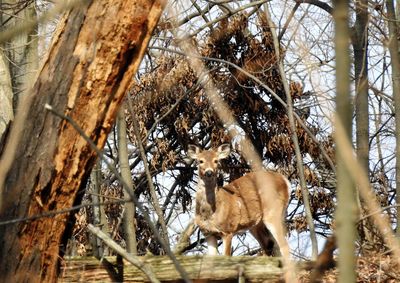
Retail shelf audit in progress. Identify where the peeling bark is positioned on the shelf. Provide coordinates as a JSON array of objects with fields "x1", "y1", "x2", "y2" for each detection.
[{"x1": 0, "y1": 1, "x2": 165, "y2": 282}]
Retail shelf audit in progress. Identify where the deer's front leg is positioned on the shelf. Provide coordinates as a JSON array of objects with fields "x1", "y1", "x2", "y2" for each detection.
[
  {"x1": 206, "y1": 235, "x2": 218, "y2": 255},
  {"x1": 222, "y1": 234, "x2": 233, "y2": 255}
]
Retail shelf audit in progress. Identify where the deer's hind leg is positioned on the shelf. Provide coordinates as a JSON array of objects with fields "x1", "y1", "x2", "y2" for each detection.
[
  {"x1": 250, "y1": 222, "x2": 279, "y2": 256},
  {"x1": 262, "y1": 215, "x2": 290, "y2": 260},
  {"x1": 263, "y1": 215, "x2": 297, "y2": 282}
]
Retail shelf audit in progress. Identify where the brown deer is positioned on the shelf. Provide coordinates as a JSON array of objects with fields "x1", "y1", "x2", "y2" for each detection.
[{"x1": 187, "y1": 143, "x2": 291, "y2": 259}]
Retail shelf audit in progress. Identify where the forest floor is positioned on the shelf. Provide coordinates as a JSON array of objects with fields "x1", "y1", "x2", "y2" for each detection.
[{"x1": 299, "y1": 254, "x2": 399, "y2": 282}]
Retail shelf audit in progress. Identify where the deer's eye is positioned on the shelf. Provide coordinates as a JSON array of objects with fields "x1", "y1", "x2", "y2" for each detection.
[
  {"x1": 213, "y1": 159, "x2": 218, "y2": 164},
  {"x1": 199, "y1": 159, "x2": 205, "y2": 164}
]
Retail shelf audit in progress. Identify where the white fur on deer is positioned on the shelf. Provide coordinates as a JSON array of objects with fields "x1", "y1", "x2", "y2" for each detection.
[{"x1": 187, "y1": 144, "x2": 290, "y2": 259}]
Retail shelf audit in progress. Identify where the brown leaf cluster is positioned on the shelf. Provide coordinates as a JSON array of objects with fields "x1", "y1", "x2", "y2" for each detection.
[{"x1": 130, "y1": 14, "x2": 332, "y2": 168}]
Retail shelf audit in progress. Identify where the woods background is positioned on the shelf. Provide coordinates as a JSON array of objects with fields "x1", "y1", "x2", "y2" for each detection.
[{"x1": 0, "y1": 0, "x2": 399, "y2": 282}]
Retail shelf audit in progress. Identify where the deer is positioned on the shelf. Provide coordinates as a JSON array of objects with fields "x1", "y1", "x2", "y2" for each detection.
[{"x1": 186, "y1": 143, "x2": 291, "y2": 260}]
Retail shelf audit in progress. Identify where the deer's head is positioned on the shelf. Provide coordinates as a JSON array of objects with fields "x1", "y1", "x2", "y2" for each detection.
[{"x1": 187, "y1": 144, "x2": 231, "y2": 183}]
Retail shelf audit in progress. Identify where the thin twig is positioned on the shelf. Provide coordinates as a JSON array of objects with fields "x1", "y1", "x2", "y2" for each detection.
[
  {"x1": 145, "y1": 92, "x2": 187, "y2": 141},
  {"x1": 191, "y1": 0, "x2": 212, "y2": 29},
  {"x1": 294, "y1": 0, "x2": 333, "y2": 15},
  {"x1": 357, "y1": 204, "x2": 400, "y2": 222},
  {"x1": 163, "y1": 2, "x2": 216, "y2": 28},
  {"x1": 0, "y1": 198, "x2": 125, "y2": 226},
  {"x1": 278, "y1": 2, "x2": 300, "y2": 41},
  {"x1": 187, "y1": 0, "x2": 270, "y2": 38}
]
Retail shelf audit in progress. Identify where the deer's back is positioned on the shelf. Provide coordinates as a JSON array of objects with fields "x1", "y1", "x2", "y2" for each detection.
[{"x1": 195, "y1": 171, "x2": 289, "y2": 236}]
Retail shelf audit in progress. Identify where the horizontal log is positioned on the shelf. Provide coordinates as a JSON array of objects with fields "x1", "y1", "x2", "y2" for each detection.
[{"x1": 59, "y1": 255, "x2": 286, "y2": 282}]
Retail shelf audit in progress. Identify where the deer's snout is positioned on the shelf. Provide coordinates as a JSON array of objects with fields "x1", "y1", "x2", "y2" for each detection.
[{"x1": 204, "y1": 169, "x2": 215, "y2": 178}]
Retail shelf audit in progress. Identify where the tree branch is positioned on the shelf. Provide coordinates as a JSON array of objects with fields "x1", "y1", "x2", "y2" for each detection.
[
  {"x1": 294, "y1": 0, "x2": 333, "y2": 15},
  {"x1": 87, "y1": 224, "x2": 160, "y2": 283}
]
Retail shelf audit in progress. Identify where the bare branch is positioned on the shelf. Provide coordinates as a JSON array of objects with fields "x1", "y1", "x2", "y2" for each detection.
[
  {"x1": 295, "y1": 0, "x2": 333, "y2": 15},
  {"x1": 87, "y1": 224, "x2": 160, "y2": 283}
]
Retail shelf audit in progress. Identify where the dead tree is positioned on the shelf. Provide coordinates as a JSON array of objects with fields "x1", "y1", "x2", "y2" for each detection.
[{"x1": 0, "y1": 1, "x2": 165, "y2": 282}]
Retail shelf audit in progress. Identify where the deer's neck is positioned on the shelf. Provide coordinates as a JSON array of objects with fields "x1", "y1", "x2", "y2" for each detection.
[{"x1": 198, "y1": 178, "x2": 218, "y2": 211}]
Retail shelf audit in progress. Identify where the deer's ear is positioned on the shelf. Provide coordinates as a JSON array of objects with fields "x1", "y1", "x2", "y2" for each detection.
[
  {"x1": 217, "y1": 143, "x2": 230, "y2": 159},
  {"x1": 187, "y1": 144, "x2": 200, "y2": 160}
]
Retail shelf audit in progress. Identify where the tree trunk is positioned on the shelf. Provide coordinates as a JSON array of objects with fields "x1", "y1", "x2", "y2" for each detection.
[
  {"x1": 89, "y1": 160, "x2": 107, "y2": 258},
  {"x1": 353, "y1": 0, "x2": 369, "y2": 173},
  {"x1": 1, "y1": 0, "x2": 38, "y2": 105},
  {"x1": 117, "y1": 108, "x2": 138, "y2": 254},
  {"x1": 333, "y1": 0, "x2": 357, "y2": 282},
  {"x1": 0, "y1": 0, "x2": 38, "y2": 141},
  {"x1": 0, "y1": 1, "x2": 165, "y2": 282},
  {"x1": 352, "y1": 0, "x2": 373, "y2": 250},
  {"x1": 386, "y1": 0, "x2": 400, "y2": 238}
]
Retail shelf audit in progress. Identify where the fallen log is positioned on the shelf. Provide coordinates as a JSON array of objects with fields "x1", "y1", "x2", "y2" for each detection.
[{"x1": 59, "y1": 255, "x2": 286, "y2": 282}]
